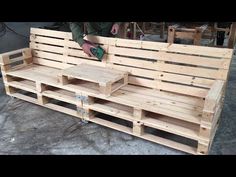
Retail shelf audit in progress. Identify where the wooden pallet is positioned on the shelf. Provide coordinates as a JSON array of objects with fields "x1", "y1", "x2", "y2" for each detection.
[
  {"x1": 167, "y1": 24, "x2": 209, "y2": 45},
  {"x1": 0, "y1": 28, "x2": 233, "y2": 155},
  {"x1": 58, "y1": 63, "x2": 128, "y2": 96}
]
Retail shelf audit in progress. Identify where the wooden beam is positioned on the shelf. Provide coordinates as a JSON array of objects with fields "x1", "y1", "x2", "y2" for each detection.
[
  {"x1": 228, "y1": 22, "x2": 236, "y2": 48},
  {"x1": 204, "y1": 80, "x2": 225, "y2": 112}
]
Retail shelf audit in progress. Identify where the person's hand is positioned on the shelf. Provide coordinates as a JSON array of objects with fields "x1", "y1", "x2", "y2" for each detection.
[
  {"x1": 82, "y1": 42, "x2": 95, "y2": 57},
  {"x1": 111, "y1": 23, "x2": 120, "y2": 35}
]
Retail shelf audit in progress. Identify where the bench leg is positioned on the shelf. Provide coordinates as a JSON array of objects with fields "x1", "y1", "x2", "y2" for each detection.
[{"x1": 133, "y1": 121, "x2": 144, "y2": 136}]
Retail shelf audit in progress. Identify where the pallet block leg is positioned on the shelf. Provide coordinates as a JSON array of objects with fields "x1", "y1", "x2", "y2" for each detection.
[
  {"x1": 99, "y1": 82, "x2": 112, "y2": 96},
  {"x1": 133, "y1": 108, "x2": 145, "y2": 120},
  {"x1": 58, "y1": 75, "x2": 69, "y2": 85},
  {"x1": 5, "y1": 85, "x2": 16, "y2": 95},
  {"x1": 199, "y1": 124, "x2": 211, "y2": 139},
  {"x1": 2, "y1": 74, "x2": 13, "y2": 83},
  {"x1": 36, "y1": 82, "x2": 47, "y2": 93},
  {"x1": 133, "y1": 121, "x2": 144, "y2": 136},
  {"x1": 123, "y1": 73, "x2": 128, "y2": 85},
  {"x1": 38, "y1": 94, "x2": 49, "y2": 105},
  {"x1": 197, "y1": 140, "x2": 210, "y2": 155},
  {"x1": 83, "y1": 94, "x2": 95, "y2": 105},
  {"x1": 77, "y1": 107, "x2": 94, "y2": 121}
]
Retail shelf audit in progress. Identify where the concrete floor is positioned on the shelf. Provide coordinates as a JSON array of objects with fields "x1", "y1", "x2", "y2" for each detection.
[{"x1": 0, "y1": 22, "x2": 235, "y2": 155}]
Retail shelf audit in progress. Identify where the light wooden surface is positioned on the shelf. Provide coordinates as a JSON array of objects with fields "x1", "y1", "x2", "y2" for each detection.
[
  {"x1": 61, "y1": 63, "x2": 127, "y2": 84},
  {"x1": 0, "y1": 27, "x2": 234, "y2": 155}
]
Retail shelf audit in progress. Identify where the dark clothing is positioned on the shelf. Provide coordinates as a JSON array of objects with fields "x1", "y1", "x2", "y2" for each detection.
[
  {"x1": 69, "y1": 22, "x2": 121, "y2": 46},
  {"x1": 216, "y1": 22, "x2": 231, "y2": 46}
]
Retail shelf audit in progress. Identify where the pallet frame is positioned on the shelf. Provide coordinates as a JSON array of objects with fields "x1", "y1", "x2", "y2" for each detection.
[{"x1": 58, "y1": 64, "x2": 128, "y2": 96}]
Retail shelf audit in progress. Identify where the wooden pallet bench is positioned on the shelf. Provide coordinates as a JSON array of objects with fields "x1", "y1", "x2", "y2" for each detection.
[{"x1": 0, "y1": 28, "x2": 233, "y2": 155}]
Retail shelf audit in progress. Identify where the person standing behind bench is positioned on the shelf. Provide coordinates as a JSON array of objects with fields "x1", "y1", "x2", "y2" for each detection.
[{"x1": 69, "y1": 22, "x2": 121, "y2": 57}]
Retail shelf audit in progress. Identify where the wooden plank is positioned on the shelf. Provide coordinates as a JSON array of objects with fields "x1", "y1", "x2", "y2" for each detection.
[
  {"x1": 88, "y1": 103, "x2": 134, "y2": 122},
  {"x1": 10, "y1": 92, "x2": 37, "y2": 104},
  {"x1": 168, "y1": 26, "x2": 175, "y2": 43},
  {"x1": 108, "y1": 53, "x2": 230, "y2": 75},
  {"x1": 32, "y1": 50, "x2": 64, "y2": 62},
  {"x1": 129, "y1": 76, "x2": 209, "y2": 98},
  {"x1": 30, "y1": 34, "x2": 81, "y2": 49},
  {"x1": 31, "y1": 42, "x2": 101, "y2": 61},
  {"x1": 142, "y1": 116, "x2": 199, "y2": 141},
  {"x1": 32, "y1": 51, "x2": 105, "y2": 67},
  {"x1": 228, "y1": 22, "x2": 236, "y2": 49},
  {"x1": 194, "y1": 28, "x2": 202, "y2": 45},
  {"x1": 7, "y1": 80, "x2": 36, "y2": 93},
  {"x1": 142, "y1": 134, "x2": 196, "y2": 154},
  {"x1": 30, "y1": 42, "x2": 64, "y2": 54},
  {"x1": 30, "y1": 28, "x2": 110, "y2": 44},
  {"x1": 166, "y1": 44, "x2": 233, "y2": 59},
  {"x1": 87, "y1": 97, "x2": 199, "y2": 140},
  {"x1": 91, "y1": 116, "x2": 196, "y2": 154},
  {"x1": 92, "y1": 117, "x2": 133, "y2": 133},
  {"x1": 43, "y1": 90, "x2": 77, "y2": 105},
  {"x1": 175, "y1": 31, "x2": 194, "y2": 39},
  {"x1": 157, "y1": 63, "x2": 228, "y2": 80},
  {"x1": 121, "y1": 85, "x2": 205, "y2": 107},
  {"x1": 31, "y1": 28, "x2": 72, "y2": 39},
  {"x1": 107, "y1": 54, "x2": 228, "y2": 80},
  {"x1": 33, "y1": 57, "x2": 72, "y2": 69},
  {"x1": 204, "y1": 80, "x2": 225, "y2": 112},
  {"x1": 129, "y1": 76, "x2": 156, "y2": 88},
  {"x1": 6, "y1": 64, "x2": 60, "y2": 85},
  {"x1": 121, "y1": 90, "x2": 203, "y2": 115},
  {"x1": 111, "y1": 90, "x2": 201, "y2": 124},
  {"x1": 113, "y1": 37, "x2": 232, "y2": 59},
  {"x1": 123, "y1": 88, "x2": 203, "y2": 112},
  {"x1": 44, "y1": 103, "x2": 78, "y2": 117},
  {"x1": 120, "y1": 89, "x2": 202, "y2": 117}
]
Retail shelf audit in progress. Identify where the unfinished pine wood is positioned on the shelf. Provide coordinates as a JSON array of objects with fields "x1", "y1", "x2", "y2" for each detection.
[
  {"x1": 91, "y1": 116, "x2": 196, "y2": 154},
  {"x1": 59, "y1": 64, "x2": 128, "y2": 96},
  {"x1": 0, "y1": 27, "x2": 233, "y2": 155},
  {"x1": 204, "y1": 80, "x2": 225, "y2": 112},
  {"x1": 168, "y1": 26, "x2": 176, "y2": 43},
  {"x1": 31, "y1": 27, "x2": 233, "y2": 58},
  {"x1": 38, "y1": 94, "x2": 49, "y2": 105},
  {"x1": 133, "y1": 121, "x2": 144, "y2": 135},
  {"x1": 4, "y1": 64, "x2": 203, "y2": 124},
  {"x1": 228, "y1": 22, "x2": 236, "y2": 49},
  {"x1": 7, "y1": 80, "x2": 36, "y2": 93}
]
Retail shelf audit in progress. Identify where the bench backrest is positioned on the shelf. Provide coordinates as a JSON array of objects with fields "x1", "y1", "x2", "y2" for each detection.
[{"x1": 30, "y1": 28, "x2": 234, "y2": 98}]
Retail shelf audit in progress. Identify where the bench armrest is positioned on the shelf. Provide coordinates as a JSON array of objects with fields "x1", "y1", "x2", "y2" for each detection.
[
  {"x1": 203, "y1": 80, "x2": 225, "y2": 113},
  {"x1": 0, "y1": 48, "x2": 32, "y2": 72}
]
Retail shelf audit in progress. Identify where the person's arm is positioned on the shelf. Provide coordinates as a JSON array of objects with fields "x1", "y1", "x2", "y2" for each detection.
[
  {"x1": 69, "y1": 22, "x2": 85, "y2": 47},
  {"x1": 111, "y1": 22, "x2": 122, "y2": 35}
]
